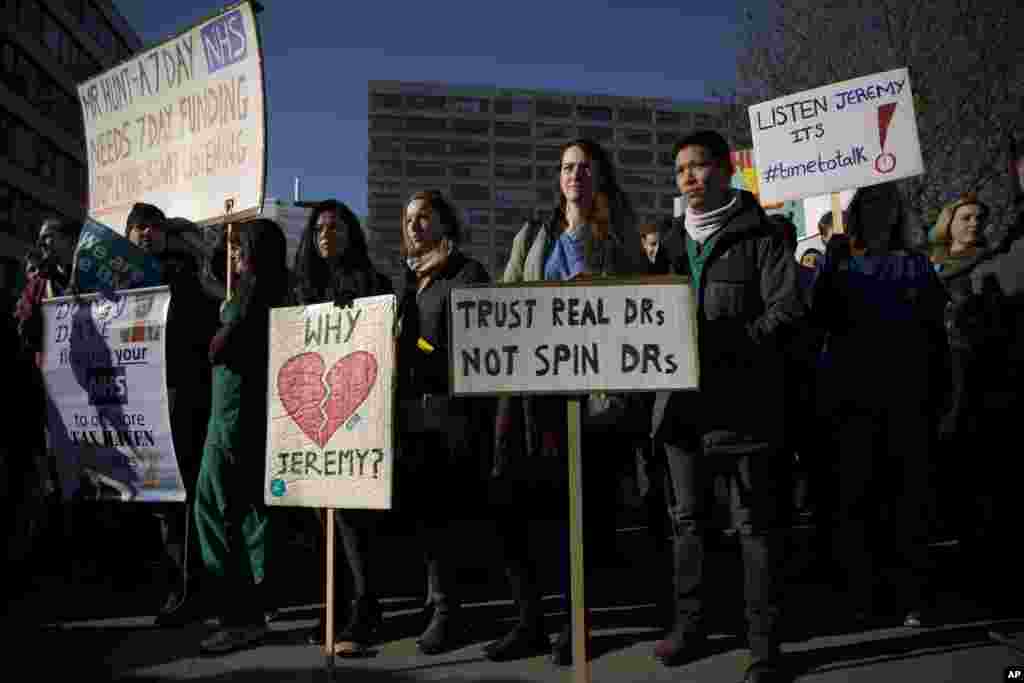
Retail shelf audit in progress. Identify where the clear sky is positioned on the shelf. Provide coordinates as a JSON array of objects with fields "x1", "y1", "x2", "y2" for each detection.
[{"x1": 114, "y1": 0, "x2": 755, "y2": 215}]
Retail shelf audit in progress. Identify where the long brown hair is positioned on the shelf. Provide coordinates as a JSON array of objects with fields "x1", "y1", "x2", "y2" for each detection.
[
  {"x1": 554, "y1": 138, "x2": 633, "y2": 241},
  {"x1": 399, "y1": 189, "x2": 463, "y2": 256}
]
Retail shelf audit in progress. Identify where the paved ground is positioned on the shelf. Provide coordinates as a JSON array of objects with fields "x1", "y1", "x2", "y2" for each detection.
[{"x1": 3, "y1": 512, "x2": 1022, "y2": 682}]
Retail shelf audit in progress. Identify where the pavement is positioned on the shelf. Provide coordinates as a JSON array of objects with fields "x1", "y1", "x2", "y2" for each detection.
[{"x1": 3, "y1": 510, "x2": 1022, "y2": 682}]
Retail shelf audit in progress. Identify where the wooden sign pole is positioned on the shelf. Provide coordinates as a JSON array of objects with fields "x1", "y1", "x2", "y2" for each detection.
[
  {"x1": 567, "y1": 397, "x2": 590, "y2": 683},
  {"x1": 224, "y1": 198, "x2": 236, "y2": 300},
  {"x1": 325, "y1": 508, "x2": 336, "y2": 673},
  {"x1": 830, "y1": 192, "x2": 845, "y2": 235}
]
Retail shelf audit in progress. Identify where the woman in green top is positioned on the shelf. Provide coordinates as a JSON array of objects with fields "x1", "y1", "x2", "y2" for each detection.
[{"x1": 195, "y1": 219, "x2": 290, "y2": 655}]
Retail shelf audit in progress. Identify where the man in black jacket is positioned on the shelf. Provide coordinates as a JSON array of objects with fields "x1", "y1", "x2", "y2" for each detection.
[
  {"x1": 651, "y1": 131, "x2": 803, "y2": 683},
  {"x1": 125, "y1": 203, "x2": 221, "y2": 626}
]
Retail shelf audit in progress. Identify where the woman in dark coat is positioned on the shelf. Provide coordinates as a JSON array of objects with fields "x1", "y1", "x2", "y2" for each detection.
[
  {"x1": 292, "y1": 199, "x2": 392, "y2": 655},
  {"x1": 195, "y1": 218, "x2": 290, "y2": 654},
  {"x1": 395, "y1": 189, "x2": 491, "y2": 655},
  {"x1": 809, "y1": 183, "x2": 948, "y2": 629}
]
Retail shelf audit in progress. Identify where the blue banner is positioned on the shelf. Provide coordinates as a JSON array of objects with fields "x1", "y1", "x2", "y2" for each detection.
[{"x1": 74, "y1": 219, "x2": 163, "y2": 293}]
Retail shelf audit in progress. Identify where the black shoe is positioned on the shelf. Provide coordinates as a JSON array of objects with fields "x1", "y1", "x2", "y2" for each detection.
[
  {"x1": 742, "y1": 658, "x2": 790, "y2": 683},
  {"x1": 334, "y1": 596, "x2": 383, "y2": 657},
  {"x1": 416, "y1": 603, "x2": 460, "y2": 655},
  {"x1": 483, "y1": 623, "x2": 549, "y2": 662},
  {"x1": 154, "y1": 590, "x2": 207, "y2": 628}
]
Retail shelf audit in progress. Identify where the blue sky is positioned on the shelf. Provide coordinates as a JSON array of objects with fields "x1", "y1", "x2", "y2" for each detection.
[{"x1": 115, "y1": 0, "x2": 756, "y2": 214}]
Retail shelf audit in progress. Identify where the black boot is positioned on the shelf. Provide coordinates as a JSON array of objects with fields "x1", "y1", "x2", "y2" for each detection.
[
  {"x1": 654, "y1": 533, "x2": 707, "y2": 665},
  {"x1": 305, "y1": 603, "x2": 348, "y2": 646},
  {"x1": 416, "y1": 600, "x2": 460, "y2": 655},
  {"x1": 484, "y1": 566, "x2": 548, "y2": 661},
  {"x1": 333, "y1": 595, "x2": 383, "y2": 657}
]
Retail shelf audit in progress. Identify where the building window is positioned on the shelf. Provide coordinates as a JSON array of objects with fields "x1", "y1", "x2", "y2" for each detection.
[
  {"x1": 449, "y1": 141, "x2": 489, "y2": 158},
  {"x1": 494, "y1": 98, "x2": 531, "y2": 116},
  {"x1": 19, "y1": 0, "x2": 43, "y2": 39},
  {"x1": 536, "y1": 99, "x2": 572, "y2": 118},
  {"x1": 660, "y1": 194, "x2": 676, "y2": 210},
  {"x1": 495, "y1": 164, "x2": 531, "y2": 182},
  {"x1": 452, "y1": 118, "x2": 490, "y2": 136},
  {"x1": 369, "y1": 159, "x2": 402, "y2": 177},
  {"x1": 451, "y1": 163, "x2": 489, "y2": 179},
  {"x1": 658, "y1": 150, "x2": 675, "y2": 167},
  {"x1": 370, "y1": 137, "x2": 403, "y2": 156},
  {"x1": 657, "y1": 130, "x2": 679, "y2": 146},
  {"x1": 451, "y1": 184, "x2": 490, "y2": 202},
  {"x1": 536, "y1": 146, "x2": 561, "y2": 162},
  {"x1": 371, "y1": 93, "x2": 403, "y2": 110},
  {"x1": 536, "y1": 165, "x2": 557, "y2": 181},
  {"x1": 495, "y1": 142, "x2": 531, "y2": 159},
  {"x1": 656, "y1": 110, "x2": 683, "y2": 127},
  {"x1": 578, "y1": 125, "x2": 612, "y2": 142},
  {"x1": 618, "y1": 128, "x2": 652, "y2": 146},
  {"x1": 36, "y1": 136, "x2": 57, "y2": 184},
  {"x1": 406, "y1": 161, "x2": 446, "y2": 178},
  {"x1": 536, "y1": 123, "x2": 574, "y2": 140},
  {"x1": 370, "y1": 115, "x2": 404, "y2": 132},
  {"x1": 83, "y1": 1, "x2": 115, "y2": 52},
  {"x1": 619, "y1": 107, "x2": 652, "y2": 124},
  {"x1": 405, "y1": 116, "x2": 447, "y2": 133},
  {"x1": 622, "y1": 173, "x2": 653, "y2": 188},
  {"x1": 631, "y1": 192, "x2": 655, "y2": 209},
  {"x1": 537, "y1": 187, "x2": 555, "y2": 204},
  {"x1": 495, "y1": 207, "x2": 532, "y2": 225},
  {"x1": 466, "y1": 208, "x2": 490, "y2": 226},
  {"x1": 495, "y1": 121, "x2": 531, "y2": 138},
  {"x1": 13, "y1": 121, "x2": 37, "y2": 171},
  {"x1": 407, "y1": 95, "x2": 445, "y2": 111},
  {"x1": 694, "y1": 113, "x2": 715, "y2": 128},
  {"x1": 405, "y1": 138, "x2": 446, "y2": 156},
  {"x1": 619, "y1": 149, "x2": 654, "y2": 167},
  {"x1": 449, "y1": 97, "x2": 489, "y2": 114},
  {"x1": 577, "y1": 105, "x2": 612, "y2": 122},
  {"x1": 0, "y1": 110, "x2": 12, "y2": 158}
]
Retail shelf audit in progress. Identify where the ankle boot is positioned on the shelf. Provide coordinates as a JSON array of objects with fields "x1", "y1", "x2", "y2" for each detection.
[
  {"x1": 333, "y1": 595, "x2": 383, "y2": 656},
  {"x1": 417, "y1": 601, "x2": 460, "y2": 655},
  {"x1": 485, "y1": 566, "x2": 547, "y2": 661},
  {"x1": 653, "y1": 533, "x2": 707, "y2": 665}
]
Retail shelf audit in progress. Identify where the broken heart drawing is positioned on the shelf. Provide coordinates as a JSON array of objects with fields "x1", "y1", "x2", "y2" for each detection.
[{"x1": 277, "y1": 351, "x2": 378, "y2": 449}]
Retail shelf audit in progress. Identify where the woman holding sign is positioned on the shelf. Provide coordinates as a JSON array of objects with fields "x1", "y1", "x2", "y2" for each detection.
[
  {"x1": 396, "y1": 189, "x2": 491, "y2": 654},
  {"x1": 292, "y1": 199, "x2": 392, "y2": 655},
  {"x1": 486, "y1": 138, "x2": 639, "y2": 666},
  {"x1": 194, "y1": 219, "x2": 290, "y2": 654}
]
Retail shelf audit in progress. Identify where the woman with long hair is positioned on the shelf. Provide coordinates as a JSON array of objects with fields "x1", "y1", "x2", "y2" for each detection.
[
  {"x1": 194, "y1": 219, "x2": 290, "y2": 654},
  {"x1": 486, "y1": 138, "x2": 639, "y2": 666},
  {"x1": 395, "y1": 189, "x2": 491, "y2": 655},
  {"x1": 292, "y1": 199, "x2": 392, "y2": 655}
]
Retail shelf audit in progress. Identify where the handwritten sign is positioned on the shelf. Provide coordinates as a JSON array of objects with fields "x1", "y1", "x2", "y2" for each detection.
[
  {"x1": 449, "y1": 280, "x2": 698, "y2": 396},
  {"x1": 749, "y1": 67, "x2": 923, "y2": 203},
  {"x1": 41, "y1": 287, "x2": 182, "y2": 502},
  {"x1": 264, "y1": 295, "x2": 396, "y2": 510},
  {"x1": 78, "y1": 2, "x2": 265, "y2": 232},
  {"x1": 73, "y1": 218, "x2": 163, "y2": 293}
]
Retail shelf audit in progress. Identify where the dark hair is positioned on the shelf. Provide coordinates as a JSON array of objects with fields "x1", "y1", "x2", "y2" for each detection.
[
  {"x1": 846, "y1": 183, "x2": 908, "y2": 251},
  {"x1": 802, "y1": 248, "x2": 824, "y2": 258},
  {"x1": 23, "y1": 247, "x2": 45, "y2": 275},
  {"x1": 39, "y1": 217, "x2": 81, "y2": 241},
  {"x1": 638, "y1": 221, "x2": 659, "y2": 237},
  {"x1": 126, "y1": 203, "x2": 166, "y2": 231},
  {"x1": 294, "y1": 199, "x2": 371, "y2": 303},
  {"x1": 671, "y1": 130, "x2": 735, "y2": 175},
  {"x1": 400, "y1": 190, "x2": 463, "y2": 255},
  {"x1": 554, "y1": 138, "x2": 634, "y2": 238},
  {"x1": 768, "y1": 214, "x2": 798, "y2": 252},
  {"x1": 818, "y1": 211, "x2": 834, "y2": 231},
  {"x1": 236, "y1": 218, "x2": 290, "y2": 324}
]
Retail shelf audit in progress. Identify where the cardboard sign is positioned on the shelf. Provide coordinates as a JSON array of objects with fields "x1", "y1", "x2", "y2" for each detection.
[
  {"x1": 749, "y1": 67, "x2": 923, "y2": 203},
  {"x1": 73, "y1": 218, "x2": 163, "y2": 293},
  {"x1": 78, "y1": 2, "x2": 266, "y2": 231},
  {"x1": 449, "y1": 279, "x2": 698, "y2": 396},
  {"x1": 40, "y1": 287, "x2": 183, "y2": 502},
  {"x1": 265, "y1": 295, "x2": 396, "y2": 510}
]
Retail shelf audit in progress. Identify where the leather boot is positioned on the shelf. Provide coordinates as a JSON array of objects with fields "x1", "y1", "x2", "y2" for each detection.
[
  {"x1": 654, "y1": 533, "x2": 707, "y2": 665},
  {"x1": 484, "y1": 565, "x2": 548, "y2": 661},
  {"x1": 333, "y1": 595, "x2": 383, "y2": 657}
]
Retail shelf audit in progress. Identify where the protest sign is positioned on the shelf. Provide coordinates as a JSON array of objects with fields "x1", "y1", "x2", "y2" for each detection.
[
  {"x1": 73, "y1": 218, "x2": 163, "y2": 293},
  {"x1": 730, "y1": 149, "x2": 807, "y2": 237},
  {"x1": 749, "y1": 67, "x2": 924, "y2": 204},
  {"x1": 41, "y1": 287, "x2": 182, "y2": 502},
  {"x1": 265, "y1": 295, "x2": 396, "y2": 510},
  {"x1": 449, "y1": 279, "x2": 698, "y2": 396},
  {"x1": 78, "y1": 1, "x2": 266, "y2": 232}
]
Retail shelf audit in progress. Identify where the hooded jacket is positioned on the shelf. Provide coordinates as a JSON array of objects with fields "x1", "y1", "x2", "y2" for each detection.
[{"x1": 653, "y1": 190, "x2": 804, "y2": 449}]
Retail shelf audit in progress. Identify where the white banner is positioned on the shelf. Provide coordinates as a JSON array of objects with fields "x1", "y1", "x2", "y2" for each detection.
[
  {"x1": 78, "y1": 2, "x2": 266, "y2": 232},
  {"x1": 749, "y1": 68, "x2": 924, "y2": 204},
  {"x1": 265, "y1": 295, "x2": 397, "y2": 510},
  {"x1": 449, "y1": 280, "x2": 699, "y2": 395},
  {"x1": 41, "y1": 287, "x2": 183, "y2": 502}
]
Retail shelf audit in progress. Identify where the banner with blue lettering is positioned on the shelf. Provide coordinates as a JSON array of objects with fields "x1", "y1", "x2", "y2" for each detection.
[
  {"x1": 73, "y1": 218, "x2": 163, "y2": 293},
  {"x1": 40, "y1": 287, "x2": 183, "y2": 502}
]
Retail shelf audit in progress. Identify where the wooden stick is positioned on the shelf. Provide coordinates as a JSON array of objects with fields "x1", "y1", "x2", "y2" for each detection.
[
  {"x1": 224, "y1": 199, "x2": 235, "y2": 300},
  {"x1": 567, "y1": 398, "x2": 590, "y2": 683},
  {"x1": 830, "y1": 192, "x2": 845, "y2": 235},
  {"x1": 326, "y1": 508, "x2": 335, "y2": 672}
]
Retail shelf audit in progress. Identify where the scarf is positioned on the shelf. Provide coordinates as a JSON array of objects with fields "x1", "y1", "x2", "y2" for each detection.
[
  {"x1": 407, "y1": 238, "x2": 453, "y2": 292},
  {"x1": 685, "y1": 192, "x2": 739, "y2": 245}
]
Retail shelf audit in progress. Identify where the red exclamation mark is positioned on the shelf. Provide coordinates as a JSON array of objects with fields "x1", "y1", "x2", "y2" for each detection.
[{"x1": 875, "y1": 103, "x2": 897, "y2": 174}]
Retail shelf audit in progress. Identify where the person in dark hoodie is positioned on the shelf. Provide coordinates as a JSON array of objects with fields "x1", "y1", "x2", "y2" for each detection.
[
  {"x1": 396, "y1": 189, "x2": 491, "y2": 655},
  {"x1": 195, "y1": 218, "x2": 290, "y2": 654},
  {"x1": 292, "y1": 199, "x2": 392, "y2": 655},
  {"x1": 651, "y1": 130, "x2": 803, "y2": 683},
  {"x1": 809, "y1": 183, "x2": 948, "y2": 630},
  {"x1": 125, "y1": 203, "x2": 222, "y2": 626}
]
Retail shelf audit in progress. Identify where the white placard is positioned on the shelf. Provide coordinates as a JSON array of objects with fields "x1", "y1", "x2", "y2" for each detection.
[
  {"x1": 749, "y1": 68, "x2": 923, "y2": 204},
  {"x1": 265, "y1": 295, "x2": 396, "y2": 510},
  {"x1": 78, "y1": 2, "x2": 266, "y2": 232},
  {"x1": 449, "y1": 280, "x2": 698, "y2": 395},
  {"x1": 41, "y1": 287, "x2": 183, "y2": 502}
]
